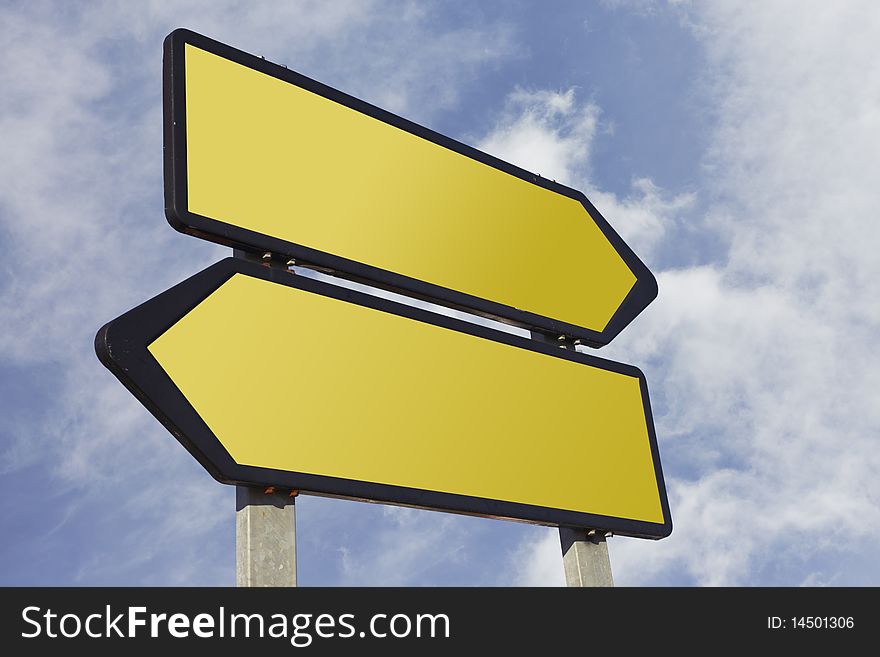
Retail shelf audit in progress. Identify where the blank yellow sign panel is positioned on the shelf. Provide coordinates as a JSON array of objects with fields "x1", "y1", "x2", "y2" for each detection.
[
  {"x1": 167, "y1": 30, "x2": 656, "y2": 346},
  {"x1": 148, "y1": 271, "x2": 665, "y2": 526}
]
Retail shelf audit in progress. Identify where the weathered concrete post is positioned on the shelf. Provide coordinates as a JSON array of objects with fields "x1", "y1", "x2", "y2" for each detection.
[
  {"x1": 559, "y1": 527, "x2": 614, "y2": 587},
  {"x1": 235, "y1": 486, "x2": 297, "y2": 587}
]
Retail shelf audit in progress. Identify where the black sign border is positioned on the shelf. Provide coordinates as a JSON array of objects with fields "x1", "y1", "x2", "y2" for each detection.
[
  {"x1": 95, "y1": 258, "x2": 671, "y2": 539},
  {"x1": 163, "y1": 28, "x2": 658, "y2": 348}
]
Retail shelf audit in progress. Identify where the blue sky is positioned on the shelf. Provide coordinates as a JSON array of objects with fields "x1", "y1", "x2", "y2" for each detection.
[{"x1": 2, "y1": 0, "x2": 879, "y2": 586}]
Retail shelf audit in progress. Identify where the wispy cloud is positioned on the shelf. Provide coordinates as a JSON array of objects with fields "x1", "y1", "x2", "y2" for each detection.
[
  {"x1": 512, "y1": 1, "x2": 880, "y2": 586},
  {"x1": 479, "y1": 84, "x2": 693, "y2": 584},
  {"x1": 478, "y1": 88, "x2": 601, "y2": 184},
  {"x1": 478, "y1": 87, "x2": 694, "y2": 261},
  {"x1": 4, "y1": 1, "x2": 878, "y2": 588},
  {"x1": 0, "y1": 0, "x2": 518, "y2": 585}
]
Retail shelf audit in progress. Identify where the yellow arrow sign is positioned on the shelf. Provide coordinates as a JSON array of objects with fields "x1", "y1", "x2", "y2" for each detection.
[
  {"x1": 96, "y1": 258, "x2": 670, "y2": 538},
  {"x1": 164, "y1": 29, "x2": 657, "y2": 347}
]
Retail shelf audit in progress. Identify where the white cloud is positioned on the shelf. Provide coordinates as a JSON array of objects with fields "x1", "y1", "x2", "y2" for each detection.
[
  {"x1": 478, "y1": 87, "x2": 694, "y2": 262},
  {"x1": 479, "y1": 88, "x2": 600, "y2": 184},
  {"x1": 514, "y1": 1, "x2": 880, "y2": 586},
  {"x1": 0, "y1": 1, "x2": 517, "y2": 585},
  {"x1": 335, "y1": 506, "x2": 471, "y2": 586},
  {"x1": 508, "y1": 527, "x2": 565, "y2": 587},
  {"x1": 591, "y1": 180, "x2": 695, "y2": 260},
  {"x1": 4, "y1": 0, "x2": 879, "y2": 588},
  {"x1": 479, "y1": 85, "x2": 694, "y2": 586},
  {"x1": 140, "y1": 0, "x2": 516, "y2": 118}
]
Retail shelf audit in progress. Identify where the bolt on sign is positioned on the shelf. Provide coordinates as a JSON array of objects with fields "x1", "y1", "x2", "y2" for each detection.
[{"x1": 97, "y1": 29, "x2": 671, "y2": 539}]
